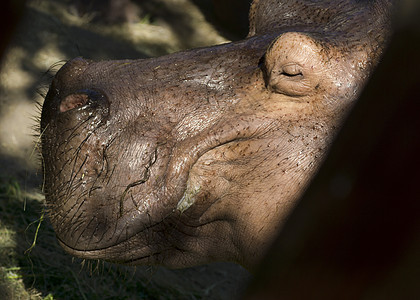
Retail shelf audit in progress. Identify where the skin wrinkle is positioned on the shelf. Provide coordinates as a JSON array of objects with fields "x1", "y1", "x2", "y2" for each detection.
[{"x1": 41, "y1": 0, "x2": 394, "y2": 270}]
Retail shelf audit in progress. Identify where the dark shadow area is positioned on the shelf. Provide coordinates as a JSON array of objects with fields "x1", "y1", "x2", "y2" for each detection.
[
  {"x1": 0, "y1": 0, "x2": 26, "y2": 60},
  {"x1": 71, "y1": 0, "x2": 250, "y2": 42},
  {"x1": 0, "y1": 154, "x2": 42, "y2": 192},
  {"x1": 191, "y1": 0, "x2": 251, "y2": 40},
  {"x1": 245, "y1": 1, "x2": 420, "y2": 298}
]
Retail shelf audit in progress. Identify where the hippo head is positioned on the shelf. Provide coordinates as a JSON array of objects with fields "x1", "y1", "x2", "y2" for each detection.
[{"x1": 41, "y1": 0, "x2": 393, "y2": 270}]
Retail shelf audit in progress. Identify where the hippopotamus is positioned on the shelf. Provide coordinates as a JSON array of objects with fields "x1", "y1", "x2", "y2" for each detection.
[{"x1": 40, "y1": 0, "x2": 393, "y2": 270}]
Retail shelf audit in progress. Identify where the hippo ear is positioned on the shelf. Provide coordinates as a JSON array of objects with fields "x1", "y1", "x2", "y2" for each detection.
[{"x1": 262, "y1": 32, "x2": 326, "y2": 97}]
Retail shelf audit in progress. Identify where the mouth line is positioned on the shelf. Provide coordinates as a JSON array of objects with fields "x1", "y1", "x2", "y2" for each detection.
[
  {"x1": 56, "y1": 237, "x2": 158, "y2": 264},
  {"x1": 55, "y1": 212, "x2": 220, "y2": 262},
  {"x1": 55, "y1": 213, "x2": 167, "y2": 254}
]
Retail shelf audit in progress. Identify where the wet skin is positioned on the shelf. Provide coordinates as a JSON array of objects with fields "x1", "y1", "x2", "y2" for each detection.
[{"x1": 41, "y1": 0, "x2": 393, "y2": 270}]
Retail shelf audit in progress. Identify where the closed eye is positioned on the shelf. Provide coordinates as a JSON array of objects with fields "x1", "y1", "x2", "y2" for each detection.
[
  {"x1": 280, "y1": 70, "x2": 303, "y2": 77},
  {"x1": 280, "y1": 63, "x2": 303, "y2": 78}
]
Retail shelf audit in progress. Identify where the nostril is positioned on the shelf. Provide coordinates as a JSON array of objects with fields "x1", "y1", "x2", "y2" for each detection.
[
  {"x1": 60, "y1": 93, "x2": 89, "y2": 112},
  {"x1": 59, "y1": 89, "x2": 108, "y2": 113}
]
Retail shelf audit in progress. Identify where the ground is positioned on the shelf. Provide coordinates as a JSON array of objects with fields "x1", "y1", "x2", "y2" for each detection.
[{"x1": 0, "y1": 0, "x2": 251, "y2": 298}]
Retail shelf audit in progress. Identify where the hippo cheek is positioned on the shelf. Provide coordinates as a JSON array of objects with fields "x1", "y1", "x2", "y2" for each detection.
[{"x1": 170, "y1": 132, "x2": 322, "y2": 263}]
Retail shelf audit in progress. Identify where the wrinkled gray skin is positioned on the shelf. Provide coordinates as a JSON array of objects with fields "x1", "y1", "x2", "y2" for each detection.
[{"x1": 41, "y1": 0, "x2": 393, "y2": 270}]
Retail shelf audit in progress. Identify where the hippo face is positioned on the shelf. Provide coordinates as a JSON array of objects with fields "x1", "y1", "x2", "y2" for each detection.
[{"x1": 41, "y1": 0, "x2": 393, "y2": 270}]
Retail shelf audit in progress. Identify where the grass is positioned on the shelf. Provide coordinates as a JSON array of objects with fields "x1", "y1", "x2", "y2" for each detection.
[{"x1": 0, "y1": 178, "x2": 195, "y2": 300}]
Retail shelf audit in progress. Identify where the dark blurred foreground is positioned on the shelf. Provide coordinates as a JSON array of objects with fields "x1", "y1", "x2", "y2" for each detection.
[
  {"x1": 245, "y1": 1, "x2": 420, "y2": 298},
  {"x1": 0, "y1": 1, "x2": 26, "y2": 59}
]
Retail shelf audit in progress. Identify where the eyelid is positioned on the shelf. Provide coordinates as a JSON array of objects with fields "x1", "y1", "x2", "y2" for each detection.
[{"x1": 281, "y1": 63, "x2": 303, "y2": 77}]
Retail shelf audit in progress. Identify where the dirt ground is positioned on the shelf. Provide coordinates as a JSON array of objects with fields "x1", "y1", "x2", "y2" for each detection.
[{"x1": 0, "y1": 0, "x2": 251, "y2": 298}]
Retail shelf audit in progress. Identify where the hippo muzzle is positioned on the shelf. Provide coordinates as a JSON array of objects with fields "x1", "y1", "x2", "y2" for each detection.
[{"x1": 41, "y1": 0, "x2": 393, "y2": 269}]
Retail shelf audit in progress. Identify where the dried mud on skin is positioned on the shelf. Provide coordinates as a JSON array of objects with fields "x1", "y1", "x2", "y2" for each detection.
[{"x1": 0, "y1": 0, "x2": 250, "y2": 299}]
